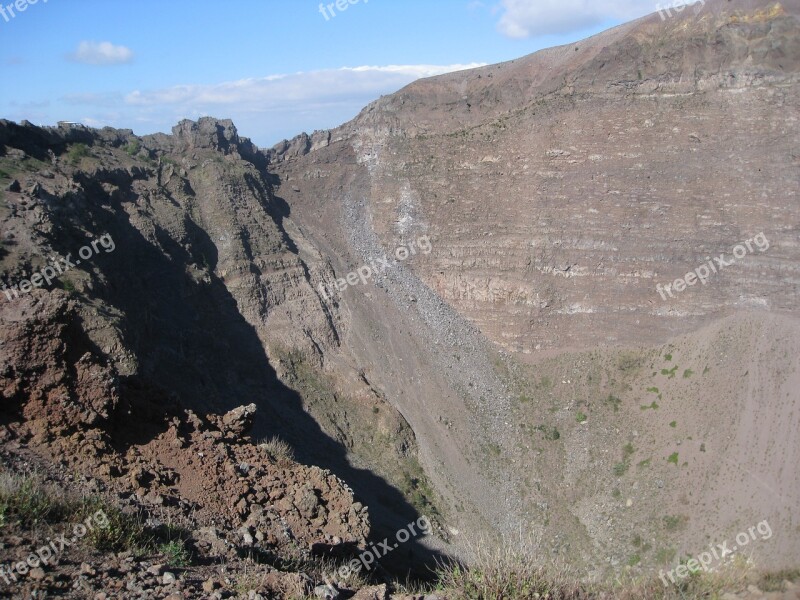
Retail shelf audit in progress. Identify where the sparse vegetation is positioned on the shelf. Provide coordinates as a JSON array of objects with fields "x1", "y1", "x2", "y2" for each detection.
[
  {"x1": 0, "y1": 472, "x2": 73, "y2": 527},
  {"x1": 605, "y1": 394, "x2": 622, "y2": 411},
  {"x1": 683, "y1": 369, "x2": 694, "y2": 378},
  {"x1": 61, "y1": 278, "x2": 76, "y2": 293},
  {"x1": 655, "y1": 547, "x2": 677, "y2": 564},
  {"x1": 0, "y1": 472, "x2": 156, "y2": 555},
  {"x1": 617, "y1": 352, "x2": 644, "y2": 373},
  {"x1": 535, "y1": 424, "x2": 560, "y2": 441},
  {"x1": 125, "y1": 140, "x2": 141, "y2": 156},
  {"x1": 663, "y1": 514, "x2": 689, "y2": 532},
  {"x1": 661, "y1": 365, "x2": 679, "y2": 378},
  {"x1": 613, "y1": 462, "x2": 629, "y2": 476},
  {"x1": 436, "y1": 542, "x2": 574, "y2": 600},
  {"x1": 159, "y1": 539, "x2": 191, "y2": 567},
  {"x1": 622, "y1": 443, "x2": 635, "y2": 459},
  {"x1": 486, "y1": 443, "x2": 502, "y2": 456},
  {"x1": 669, "y1": 421, "x2": 677, "y2": 428},
  {"x1": 259, "y1": 436, "x2": 295, "y2": 463},
  {"x1": 67, "y1": 143, "x2": 91, "y2": 165},
  {"x1": 667, "y1": 452, "x2": 679, "y2": 466},
  {"x1": 575, "y1": 411, "x2": 588, "y2": 423}
]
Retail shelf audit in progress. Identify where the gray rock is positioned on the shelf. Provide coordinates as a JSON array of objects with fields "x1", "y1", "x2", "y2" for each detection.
[{"x1": 314, "y1": 584, "x2": 340, "y2": 600}]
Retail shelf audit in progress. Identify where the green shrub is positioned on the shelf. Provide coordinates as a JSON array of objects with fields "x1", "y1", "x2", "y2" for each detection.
[
  {"x1": 61, "y1": 278, "x2": 76, "y2": 293},
  {"x1": 661, "y1": 365, "x2": 679, "y2": 378},
  {"x1": 622, "y1": 443, "x2": 635, "y2": 460},
  {"x1": 0, "y1": 473, "x2": 154, "y2": 555},
  {"x1": 67, "y1": 143, "x2": 90, "y2": 165},
  {"x1": 159, "y1": 539, "x2": 191, "y2": 567},
  {"x1": 576, "y1": 411, "x2": 588, "y2": 423},
  {"x1": 535, "y1": 424, "x2": 560, "y2": 441},
  {"x1": 0, "y1": 473, "x2": 74, "y2": 527},
  {"x1": 124, "y1": 141, "x2": 141, "y2": 156}
]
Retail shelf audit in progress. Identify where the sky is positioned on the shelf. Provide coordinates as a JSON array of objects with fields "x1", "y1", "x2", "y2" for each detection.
[{"x1": 0, "y1": 0, "x2": 659, "y2": 147}]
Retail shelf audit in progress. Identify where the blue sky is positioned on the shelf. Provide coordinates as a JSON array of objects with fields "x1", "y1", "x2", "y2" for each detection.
[{"x1": 0, "y1": 0, "x2": 657, "y2": 147}]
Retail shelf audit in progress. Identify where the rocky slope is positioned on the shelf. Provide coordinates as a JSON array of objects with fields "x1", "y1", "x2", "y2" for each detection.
[
  {"x1": 0, "y1": 0, "x2": 799, "y2": 597},
  {"x1": 0, "y1": 118, "x2": 445, "y2": 597},
  {"x1": 269, "y1": 0, "x2": 800, "y2": 578}
]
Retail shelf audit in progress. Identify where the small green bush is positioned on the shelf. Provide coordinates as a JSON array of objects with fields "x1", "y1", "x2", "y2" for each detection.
[
  {"x1": 67, "y1": 143, "x2": 90, "y2": 165},
  {"x1": 605, "y1": 394, "x2": 622, "y2": 411},
  {"x1": 159, "y1": 540, "x2": 191, "y2": 567},
  {"x1": 124, "y1": 141, "x2": 141, "y2": 156},
  {"x1": 661, "y1": 365, "x2": 679, "y2": 378},
  {"x1": 622, "y1": 443, "x2": 635, "y2": 459}
]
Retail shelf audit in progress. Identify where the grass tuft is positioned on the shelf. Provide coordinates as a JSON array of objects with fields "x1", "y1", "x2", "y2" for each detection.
[{"x1": 259, "y1": 436, "x2": 296, "y2": 463}]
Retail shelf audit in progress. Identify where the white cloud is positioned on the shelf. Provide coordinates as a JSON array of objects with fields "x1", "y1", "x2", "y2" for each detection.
[
  {"x1": 68, "y1": 41, "x2": 134, "y2": 65},
  {"x1": 59, "y1": 63, "x2": 485, "y2": 145},
  {"x1": 123, "y1": 64, "x2": 484, "y2": 108},
  {"x1": 496, "y1": 0, "x2": 654, "y2": 38}
]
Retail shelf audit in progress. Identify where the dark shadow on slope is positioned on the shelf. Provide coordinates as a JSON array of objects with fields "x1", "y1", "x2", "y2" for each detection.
[{"x1": 44, "y1": 165, "x2": 449, "y2": 581}]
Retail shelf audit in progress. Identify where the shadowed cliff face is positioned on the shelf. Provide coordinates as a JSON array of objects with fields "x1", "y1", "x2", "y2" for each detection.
[
  {"x1": 0, "y1": 0, "x2": 799, "y2": 584},
  {"x1": 0, "y1": 117, "x2": 447, "y2": 580}
]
